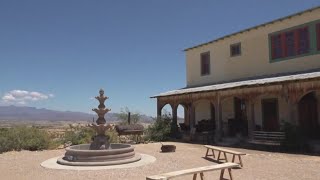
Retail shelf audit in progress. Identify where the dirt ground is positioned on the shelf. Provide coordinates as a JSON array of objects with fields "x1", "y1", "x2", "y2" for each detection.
[{"x1": 0, "y1": 142, "x2": 319, "y2": 180}]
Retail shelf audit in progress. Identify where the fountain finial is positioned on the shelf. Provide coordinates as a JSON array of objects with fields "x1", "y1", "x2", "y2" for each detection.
[{"x1": 92, "y1": 88, "x2": 111, "y2": 124}]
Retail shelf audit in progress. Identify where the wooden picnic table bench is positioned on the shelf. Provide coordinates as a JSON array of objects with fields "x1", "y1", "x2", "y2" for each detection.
[
  {"x1": 146, "y1": 162, "x2": 239, "y2": 180},
  {"x1": 204, "y1": 145, "x2": 246, "y2": 167},
  {"x1": 115, "y1": 124, "x2": 144, "y2": 143}
]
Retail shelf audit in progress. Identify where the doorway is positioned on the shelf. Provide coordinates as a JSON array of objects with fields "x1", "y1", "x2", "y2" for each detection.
[
  {"x1": 262, "y1": 98, "x2": 279, "y2": 131},
  {"x1": 298, "y1": 92, "x2": 319, "y2": 138},
  {"x1": 228, "y1": 97, "x2": 248, "y2": 136}
]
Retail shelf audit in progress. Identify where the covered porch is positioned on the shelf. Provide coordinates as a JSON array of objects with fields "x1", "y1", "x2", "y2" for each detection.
[{"x1": 152, "y1": 71, "x2": 320, "y2": 142}]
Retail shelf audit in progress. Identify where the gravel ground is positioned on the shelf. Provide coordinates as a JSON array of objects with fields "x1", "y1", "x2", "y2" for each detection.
[{"x1": 0, "y1": 142, "x2": 320, "y2": 180}]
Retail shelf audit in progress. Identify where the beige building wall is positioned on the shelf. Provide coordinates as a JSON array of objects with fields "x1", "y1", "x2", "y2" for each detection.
[
  {"x1": 222, "y1": 98, "x2": 234, "y2": 123},
  {"x1": 186, "y1": 9, "x2": 320, "y2": 87},
  {"x1": 194, "y1": 100, "x2": 211, "y2": 124}
]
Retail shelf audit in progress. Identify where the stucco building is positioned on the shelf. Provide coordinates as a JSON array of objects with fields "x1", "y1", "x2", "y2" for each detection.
[{"x1": 152, "y1": 6, "x2": 320, "y2": 141}]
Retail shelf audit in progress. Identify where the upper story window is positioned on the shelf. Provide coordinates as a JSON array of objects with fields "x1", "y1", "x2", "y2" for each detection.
[
  {"x1": 285, "y1": 31, "x2": 295, "y2": 56},
  {"x1": 317, "y1": 23, "x2": 320, "y2": 51},
  {"x1": 270, "y1": 26, "x2": 310, "y2": 61},
  {"x1": 230, "y1": 43, "x2": 241, "y2": 57},
  {"x1": 200, "y1": 52, "x2": 210, "y2": 76},
  {"x1": 271, "y1": 34, "x2": 282, "y2": 59},
  {"x1": 297, "y1": 27, "x2": 310, "y2": 54}
]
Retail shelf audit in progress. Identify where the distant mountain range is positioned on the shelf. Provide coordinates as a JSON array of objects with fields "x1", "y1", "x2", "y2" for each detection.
[{"x1": 0, "y1": 106, "x2": 154, "y2": 123}]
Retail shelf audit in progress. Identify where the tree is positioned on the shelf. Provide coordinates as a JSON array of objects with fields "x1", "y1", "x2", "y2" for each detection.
[{"x1": 117, "y1": 107, "x2": 141, "y2": 125}]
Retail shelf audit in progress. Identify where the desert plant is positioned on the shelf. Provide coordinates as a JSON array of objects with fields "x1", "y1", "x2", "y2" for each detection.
[
  {"x1": 0, "y1": 126, "x2": 51, "y2": 153},
  {"x1": 145, "y1": 112, "x2": 172, "y2": 141},
  {"x1": 106, "y1": 129, "x2": 119, "y2": 143},
  {"x1": 63, "y1": 124, "x2": 96, "y2": 145}
]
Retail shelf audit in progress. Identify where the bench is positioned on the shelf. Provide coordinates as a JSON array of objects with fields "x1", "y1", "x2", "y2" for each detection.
[
  {"x1": 118, "y1": 130, "x2": 143, "y2": 143},
  {"x1": 249, "y1": 131, "x2": 285, "y2": 146},
  {"x1": 115, "y1": 124, "x2": 144, "y2": 143},
  {"x1": 204, "y1": 145, "x2": 246, "y2": 167},
  {"x1": 146, "y1": 162, "x2": 239, "y2": 180}
]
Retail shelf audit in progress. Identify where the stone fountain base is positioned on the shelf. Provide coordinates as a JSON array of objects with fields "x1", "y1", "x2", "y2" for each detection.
[{"x1": 57, "y1": 143, "x2": 141, "y2": 166}]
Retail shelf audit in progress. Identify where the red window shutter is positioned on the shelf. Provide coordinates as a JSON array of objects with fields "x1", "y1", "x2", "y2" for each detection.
[
  {"x1": 281, "y1": 33, "x2": 287, "y2": 58},
  {"x1": 297, "y1": 27, "x2": 309, "y2": 54},
  {"x1": 294, "y1": 29, "x2": 300, "y2": 55},
  {"x1": 305, "y1": 27, "x2": 310, "y2": 52},
  {"x1": 271, "y1": 35, "x2": 276, "y2": 59},
  {"x1": 317, "y1": 23, "x2": 320, "y2": 51},
  {"x1": 285, "y1": 31, "x2": 295, "y2": 56}
]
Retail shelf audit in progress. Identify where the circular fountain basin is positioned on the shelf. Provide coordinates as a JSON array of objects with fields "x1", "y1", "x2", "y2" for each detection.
[{"x1": 57, "y1": 143, "x2": 141, "y2": 166}]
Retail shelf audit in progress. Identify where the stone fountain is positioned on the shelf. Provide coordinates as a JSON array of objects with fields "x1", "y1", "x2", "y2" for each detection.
[{"x1": 57, "y1": 89, "x2": 141, "y2": 166}]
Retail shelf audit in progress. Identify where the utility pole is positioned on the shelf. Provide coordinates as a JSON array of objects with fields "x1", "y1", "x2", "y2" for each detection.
[{"x1": 128, "y1": 112, "x2": 131, "y2": 124}]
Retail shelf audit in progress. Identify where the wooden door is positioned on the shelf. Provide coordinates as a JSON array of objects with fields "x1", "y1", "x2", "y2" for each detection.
[
  {"x1": 298, "y1": 93, "x2": 319, "y2": 138},
  {"x1": 262, "y1": 99, "x2": 279, "y2": 131}
]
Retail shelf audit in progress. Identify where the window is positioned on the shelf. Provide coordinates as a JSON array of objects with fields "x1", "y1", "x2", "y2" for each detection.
[
  {"x1": 316, "y1": 23, "x2": 320, "y2": 51},
  {"x1": 271, "y1": 34, "x2": 282, "y2": 59},
  {"x1": 270, "y1": 26, "x2": 310, "y2": 60},
  {"x1": 201, "y1": 52, "x2": 210, "y2": 76},
  {"x1": 285, "y1": 31, "x2": 295, "y2": 57},
  {"x1": 297, "y1": 27, "x2": 309, "y2": 54},
  {"x1": 230, "y1": 43, "x2": 241, "y2": 57}
]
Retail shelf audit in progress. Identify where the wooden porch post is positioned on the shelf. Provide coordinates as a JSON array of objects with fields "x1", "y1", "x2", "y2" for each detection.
[
  {"x1": 214, "y1": 95, "x2": 222, "y2": 141},
  {"x1": 184, "y1": 105, "x2": 190, "y2": 126},
  {"x1": 286, "y1": 87, "x2": 301, "y2": 126},
  {"x1": 190, "y1": 103, "x2": 196, "y2": 129},
  {"x1": 172, "y1": 104, "x2": 178, "y2": 125},
  {"x1": 157, "y1": 98, "x2": 162, "y2": 119},
  {"x1": 246, "y1": 100, "x2": 255, "y2": 139},
  {"x1": 288, "y1": 99, "x2": 299, "y2": 126},
  {"x1": 171, "y1": 104, "x2": 179, "y2": 135}
]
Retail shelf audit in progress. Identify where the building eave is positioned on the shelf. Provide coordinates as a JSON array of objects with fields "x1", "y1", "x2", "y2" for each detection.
[{"x1": 151, "y1": 71, "x2": 320, "y2": 98}]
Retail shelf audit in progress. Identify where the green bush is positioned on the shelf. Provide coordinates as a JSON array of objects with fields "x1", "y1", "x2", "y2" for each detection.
[
  {"x1": 63, "y1": 124, "x2": 95, "y2": 145},
  {"x1": 145, "y1": 113, "x2": 172, "y2": 142},
  {"x1": 0, "y1": 126, "x2": 50, "y2": 153}
]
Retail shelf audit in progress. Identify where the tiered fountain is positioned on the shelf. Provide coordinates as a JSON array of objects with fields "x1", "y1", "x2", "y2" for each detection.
[{"x1": 57, "y1": 89, "x2": 141, "y2": 166}]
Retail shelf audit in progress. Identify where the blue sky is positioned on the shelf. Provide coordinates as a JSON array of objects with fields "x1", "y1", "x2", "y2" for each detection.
[{"x1": 0, "y1": 0, "x2": 319, "y2": 116}]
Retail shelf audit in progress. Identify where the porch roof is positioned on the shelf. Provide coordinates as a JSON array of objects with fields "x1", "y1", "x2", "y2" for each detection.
[{"x1": 151, "y1": 71, "x2": 320, "y2": 98}]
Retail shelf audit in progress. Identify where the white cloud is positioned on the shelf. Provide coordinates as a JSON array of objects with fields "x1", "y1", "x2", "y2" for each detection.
[
  {"x1": 1, "y1": 90, "x2": 54, "y2": 105},
  {"x1": 2, "y1": 94, "x2": 15, "y2": 101}
]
